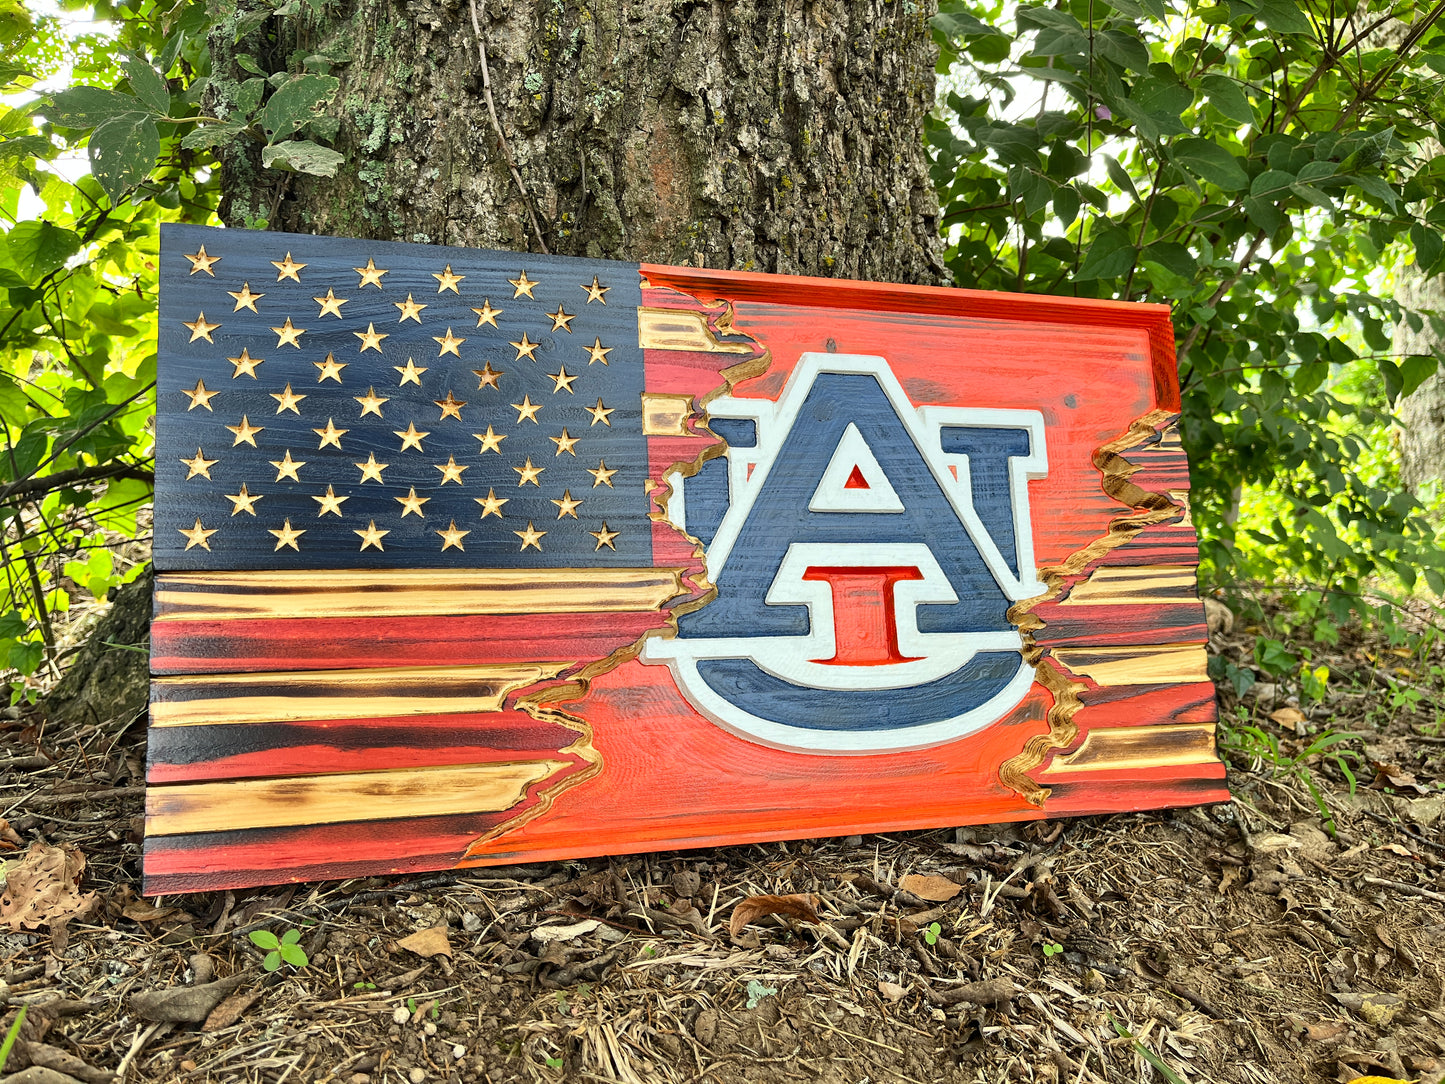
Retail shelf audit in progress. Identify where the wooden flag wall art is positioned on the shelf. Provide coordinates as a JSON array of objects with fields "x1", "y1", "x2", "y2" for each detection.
[{"x1": 148, "y1": 223, "x2": 1227, "y2": 893}]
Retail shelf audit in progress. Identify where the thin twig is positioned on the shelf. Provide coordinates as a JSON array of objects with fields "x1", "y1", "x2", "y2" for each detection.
[{"x1": 467, "y1": 0, "x2": 549, "y2": 254}]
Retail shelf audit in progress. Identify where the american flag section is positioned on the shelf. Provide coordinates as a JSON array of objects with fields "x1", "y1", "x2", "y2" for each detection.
[{"x1": 147, "y1": 224, "x2": 760, "y2": 892}]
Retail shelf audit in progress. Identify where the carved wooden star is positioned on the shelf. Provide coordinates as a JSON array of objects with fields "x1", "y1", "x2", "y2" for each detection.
[
  {"x1": 433, "y1": 328, "x2": 465, "y2": 357},
  {"x1": 354, "y1": 258, "x2": 388, "y2": 288},
  {"x1": 270, "y1": 382, "x2": 306, "y2": 414},
  {"x1": 514, "y1": 521, "x2": 545, "y2": 551},
  {"x1": 590, "y1": 522, "x2": 619, "y2": 550},
  {"x1": 471, "y1": 299, "x2": 502, "y2": 328},
  {"x1": 271, "y1": 252, "x2": 306, "y2": 281},
  {"x1": 314, "y1": 352, "x2": 347, "y2": 382},
  {"x1": 436, "y1": 519, "x2": 470, "y2": 551},
  {"x1": 272, "y1": 317, "x2": 306, "y2": 348},
  {"x1": 270, "y1": 450, "x2": 305, "y2": 482},
  {"x1": 434, "y1": 391, "x2": 466, "y2": 420},
  {"x1": 184, "y1": 244, "x2": 220, "y2": 275},
  {"x1": 180, "y1": 448, "x2": 217, "y2": 480},
  {"x1": 551, "y1": 489, "x2": 582, "y2": 519},
  {"x1": 228, "y1": 282, "x2": 263, "y2": 312},
  {"x1": 433, "y1": 456, "x2": 468, "y2": 485},
  {"x1": 228, "y1": 347, "x2": 263, "y2": 379},
  {"x1": 586, "y1": 398, "x2": 613, "y2": 426},
  {"x1": 473, "y1": 425, "x2": 507, "y2": 454},
  {"x1": 313, "y1": 288, "x2": 349, "y2": 318},
  {"x1": 394, "y1": 422, "x2": 429, "y2": 451},
  {"x1": 354, "y1": 519, "x2": 389, "y2": 551},
  {"x1": 183, "y1": 379, "x2": 218, "y2": 411},
  {"x1": 308, "y1": 483, "x2": 349, "y2": 519},
  {"x1": 510, "y1": 332, "x2": 540, "y2": 361},
  {"x1": 225, "y1": 483, "x2": 263, "y2": 516},
  {"x1": 227, "y1": 415, "x2": 263, "y2": 447},
  {"x1": 549, "y1": 428, "x2": 579, "y2": 456},
  {"x1": 581, "y1": 275, "x2": 608, "y2": 304},
  {"x1": 394, "y1": 358, "x2": 427, "y2": 386},
  {"x1": 548, "y1": 366, "x2": 577, "y2": 394},
  {"x1": 355, "y1": 322, "x2": 389, "y2": 353},
  {"x1": 586, "y1": 338, "x2": 612, "y2": 365},
  {"x1": 472, "y1": 363, "x2": 503, "y2": 390},
  {"x1": 432, "y1": 265, "x2": 465, "y2": 294},
  {"x1": 395, "y1": 293, "x2": 427, "y2": 323},
  {"x1": 509, "y1": 271, "x2": 538, "y2": 299},
  {"x1": 588, "y1": 459, "x2": 617, "y2": 487},
  {"x1": 513, "y1": 457, "x2": 544, "y2": 487},
  {"x1": 178, "y1": 517, "x2": 218, "y2": 551},
  {"x1": 475, "y1": 488, "x2": 508, "y2": 518},
  {"x1": 547, "y1": 305, "x2": 575, "y2": 333},
  {"x1": 313, "y1": 418, "x2": 348, "y2": 449},
  {"x1": 511, "y1": 395, "x2": 542, "y2": 424},
  {"x1": 434, "y1": 455, "x2": 468, "y2": 485},
  {"x1": 313, "y1": 485, "x2": 350, "y2": 516},
  {"x1": 354, "y1": 453, "x2": 388, "y2": 483},
  {"x1": 269, "y1": 519, "x2": 305, "y2": 552},
  {"x1": 396, "y1": 487, "x2": 430, "y2": 518},
  {"x1": 354, "y1": 387, "x2": 389, "y2": 418},
  {"x1": 184, "y1": 312, "x2": 219, "y2": 343}
]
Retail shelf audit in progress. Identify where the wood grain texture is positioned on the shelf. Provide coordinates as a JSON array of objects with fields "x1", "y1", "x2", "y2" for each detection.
[
  {"x1": 153, "y1": 568, "x2": 690, "y2": 620},
  {"x1": 1039, "y1": 723, "x2": 1218, "y2": 774},
  {"x1": 146, "y1": 761, "x2": 566, "y2": 835},
  {"x1": 1048, "y1": 644, "x2": 1209, "y2": 686},
  {"x1": 150, "y1": 664, "x2": 567, "y2": 726}
]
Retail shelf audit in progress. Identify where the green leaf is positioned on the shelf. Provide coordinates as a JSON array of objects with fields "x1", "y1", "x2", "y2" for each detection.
[
  {"x1": 1170, "y1": 138, "x2": 1249, "y2": 191},
  {"x1": 2, "y1": 221, "x2": 81, "y2": 283},
  {"x1": 249, "y1": 930, "x2": 280, "y2": 950},
  {"x1": 260, "y1": 140, "x2": 344, "y2": 177},
  {"x1": 262, "y1": 951, "x2": 282, "y2": 972},
  {"x1": 88, "y1": 114, "x2": 160, "y2": 204},
  {"x1": 1075, "y1": 226, "x2": 1136, "y2": 280},
  {"x1": 1400, "y1": 354, "x2": 1438, "y2": 397},
  {"x1": 1410, "y1": 223, "x2": 1443, "y2": 270},
  {"x1": 259, "y1": 73, "x2": 339, "y2": 140},
  {"x1": 234, "y1": 78, "x2": 265, "y2": 119},
  {"x1": 44, "y1": 86, "x2": 146, "y2": 129},
  {"x1": 279, "y1": 943, "x2": 309, "y2": 967},
  {"x1": 1256, "y1": 0, "x2": 1314, "y2": 35},
  {"x1": 1053, "y1": 185, "x2": 1080, "y2": 224},
  {"x1": 1199, "y1": 74, "x2": 1254, "y2": 124},
  {"x1": 121, "y1": 56, "x2": 170, "y2": 115},
  {"x1": 281, "y1": 928, "x2": 302, "y2": 945},
  {"x1": 180, "y1": 121, "x2": 249, "y2": 151},
  {"x1": 1249, "y1": 169, "x2": 1295, "y2": 199},
  {"x1": 1103, "y1": 154, "x2": 1139, "y2": 199},
  {"x1": 1141, "y1": 240, "x2": 1197, "y2": 277},
  {"x1": 929, "y1": 11, "x2": 1007, "y2": 38}
]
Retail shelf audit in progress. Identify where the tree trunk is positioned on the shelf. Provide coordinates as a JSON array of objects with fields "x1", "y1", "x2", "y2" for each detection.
[
  {"x1": 1395, "y1": 270, "x2": 1445, "y2": 492},
  {"x1": 210, "y1": 0, "x2": 946, "y2": 285}
]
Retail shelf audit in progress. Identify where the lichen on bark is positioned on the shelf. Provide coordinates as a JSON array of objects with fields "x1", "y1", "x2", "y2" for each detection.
[{"x1": 210, "y1": 0, "x2": 947, "y2": 286}]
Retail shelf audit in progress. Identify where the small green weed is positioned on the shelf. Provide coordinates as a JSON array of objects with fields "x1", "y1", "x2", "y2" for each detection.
[
  {"x1": 1219, "y1": 711, "x2": 1360, "y2": 835},
  {"x1": 1042, "y1": 941, "x2": 1064, "y2": 958},
  {"x1": 249, "y1": 928, "x2": 309, "y2": 971},
  {"x1": 745, "y1": 979, "x2": 777, "y2": 1008},
  {"x1": 1109, "y1": 1013, "x2": 1190, "y2": 1084},
  {"x1": 0, "y1": 1005, "x2": 26, "y2": 1072},
  {"x1": 922, "y1": 921, "x2": 942, "y2": 946}
]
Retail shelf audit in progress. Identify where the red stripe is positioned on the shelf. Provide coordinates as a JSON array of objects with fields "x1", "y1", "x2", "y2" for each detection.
[{"x1": 150, "y1": 611, "x2": 666, "y2": 673}]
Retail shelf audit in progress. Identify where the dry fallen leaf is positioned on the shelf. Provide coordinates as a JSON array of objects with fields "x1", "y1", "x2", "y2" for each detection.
[
  {"x1": 203, "y1": 988, "x2": 262, "y2": 1032},
  {"x1": 122, "y1": 899, "x2": 178, "y2": 923},
  {"x1": 530, "y1": 919, "x2": 601, "y2": 944},
  {"x1": 1269, "y1": 706, "x2": 1306, "y2": 731},
  {"x1": 878, "y1": 980, "x2": 907, "y2": 1002},
  {"x1": 899, "y1": 873, "x2": 962, "y2": 903},
  {"x1": 728, "y1": 893, "x2": 820, "y2": 938},
  {"x1": 0, "y1": 817, "x2": 21, "y2": 850},
  {"x1": 0, "y1": 841, "x2": 96, "y2": 931},
  {"x1": 1303, "y1": 1020, "x2": 1348, "y2": 1041},
  {"x1": 396, "y1": 925, "x2": 452, "y2": 959}
]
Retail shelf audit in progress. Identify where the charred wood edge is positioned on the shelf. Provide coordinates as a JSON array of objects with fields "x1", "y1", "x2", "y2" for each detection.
[
  {"x1": 918, "y1": 976, "x2": 1018, "y2": 1007},
  {"x1": 1363, "y1": 808, "x2": 1445, "y2": 855},
  {"x1": 0, "y1": 462, "x2": 154, "y2": 505}
]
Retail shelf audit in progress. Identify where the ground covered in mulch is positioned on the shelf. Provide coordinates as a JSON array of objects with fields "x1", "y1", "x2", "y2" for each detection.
[{"x1": 1, "y1": 599, "x2": 1443, "y2": 1084}]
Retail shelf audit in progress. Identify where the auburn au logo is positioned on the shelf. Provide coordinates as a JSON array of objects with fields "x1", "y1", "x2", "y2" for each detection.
[{"x1": 643, "y1": 353, "x2": 1049, "y2": 754}]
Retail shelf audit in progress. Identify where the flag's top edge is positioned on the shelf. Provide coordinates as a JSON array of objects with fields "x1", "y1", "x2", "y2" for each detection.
[{"x1": 160, "y1": 222, "x2": 642, "y2": 277}]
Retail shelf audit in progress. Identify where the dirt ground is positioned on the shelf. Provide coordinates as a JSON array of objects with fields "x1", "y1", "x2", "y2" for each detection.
[{"x1": 1, "y1": 602, "x2": 1443, "y2": 1084}]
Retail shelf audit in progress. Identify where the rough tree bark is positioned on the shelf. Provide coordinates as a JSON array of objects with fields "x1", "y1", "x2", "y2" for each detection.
[
  {"x1": 209, "y1": 0, "x2": 946, "y2": 285},
  {"x1": 1395, "y1": 267, "x2": 1445, "y2": 492}
]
